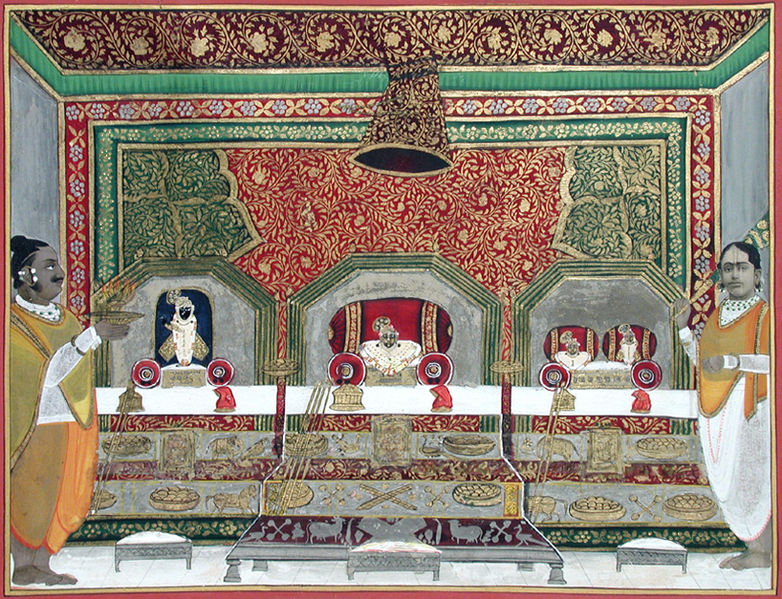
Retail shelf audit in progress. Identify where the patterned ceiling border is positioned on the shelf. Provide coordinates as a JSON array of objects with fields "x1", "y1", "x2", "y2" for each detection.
[
  {"x1": 9, "y1": 16, "x2": 769, "y2": 97},
  {"x1": 13, "y1": 8, "x2": 769, "y2": 71},
  {"x1": 61, "y1": 93, "x2": 714, "y2": 341}
]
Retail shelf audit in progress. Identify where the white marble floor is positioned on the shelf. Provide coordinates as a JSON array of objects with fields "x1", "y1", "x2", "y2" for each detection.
[{"x1": 13, "y1": 544, "x2": 770, "y2": 593}]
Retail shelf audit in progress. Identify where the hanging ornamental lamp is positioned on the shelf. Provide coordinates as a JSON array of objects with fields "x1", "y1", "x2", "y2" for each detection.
[{"x1": 350, "y1": 58, "x2": 452, "y2": 177}]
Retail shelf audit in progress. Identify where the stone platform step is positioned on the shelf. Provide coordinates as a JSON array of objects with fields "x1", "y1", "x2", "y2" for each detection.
[
  {"x1": 262, "y1": 479, "x2": 523, "y2": 519},
  {"x1": 224, "y1": 515, "x2": 565, "y2": 584}
]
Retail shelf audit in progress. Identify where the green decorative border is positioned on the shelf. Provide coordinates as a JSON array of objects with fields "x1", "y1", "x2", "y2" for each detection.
[
  {"x1": 512, "y1": 260, "x2": 691, "y2": 388},
  {"x1": 10, "y1": 18, "x2": 769, "y2": 96},
  {"x1": 94, "y1": 117, "x2": 686, "y2": 286},
  {"x1": 287, "y1": 253, "x2": 502, "y2": 386},
  {"x1": 536, "y1": 525, "x2": 742, "y2": 551},
  {"x1": 479, "y1": 416, "x2": 500, "y2": 433},
  {"x1": 70, "y1": 518, "x2": 742, "y2": 550},
  {"x1": 71, "y1": 517, "x2": 256, "y2": 543},
  {"x1": 669, "y1": 419, "x2": 697, "y2": 436},
  {"x1": 94, "y1": 258, "x2": 277, "y2": 386},
  {"x1": 256, "y1": 414, "x2": 275, "y2": 432}
]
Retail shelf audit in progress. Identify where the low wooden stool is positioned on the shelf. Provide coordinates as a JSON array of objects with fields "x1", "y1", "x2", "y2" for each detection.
[
  {"x1": 616, "y1": 538, "x2": 688, "y2": 573},
  {"x1": 115, "y1": 531, "x2": 193, "y2": 572},
  {"x1": 347, "y1": 541, "x2": 441, "y2": 581}
]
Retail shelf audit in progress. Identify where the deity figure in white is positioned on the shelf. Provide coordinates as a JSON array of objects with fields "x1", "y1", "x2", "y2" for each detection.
[
  {"x1": 553, "y1": 331, "x2": 592, "y2": 371},
  {"x1": 359, "y1": 316, "x2": 422, "y2": 376},
  {"x1": 616, "y1": 323, "x2": 640, "y2": 366},
  {"x1": 159, "y1": 290, "x2": 208, "y2": 366}
]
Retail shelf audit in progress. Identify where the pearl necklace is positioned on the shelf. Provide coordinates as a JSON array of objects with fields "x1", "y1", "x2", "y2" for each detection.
[
  {"x1": 719, "y1": 293, "x2": 760, "y2": 327},
  {"x1": 15, "y1": 295, "x2": 61, "y2": 322}
]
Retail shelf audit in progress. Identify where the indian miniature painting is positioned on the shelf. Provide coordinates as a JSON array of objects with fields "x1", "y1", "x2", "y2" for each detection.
[{"x1": 1, "y1": 2, "x2": 779, "y2": 598}]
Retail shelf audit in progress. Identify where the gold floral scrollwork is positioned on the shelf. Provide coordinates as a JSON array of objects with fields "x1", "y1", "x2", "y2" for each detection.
[
  {"x1": 16, "y1": 9, "x2": 767, "y2": 71},
  {"x1": 63, "y1": 29, "x2": 86, "y2": 51},
  {"x1": 130, "y1": 37, "x2": 150, "y2": 56}
]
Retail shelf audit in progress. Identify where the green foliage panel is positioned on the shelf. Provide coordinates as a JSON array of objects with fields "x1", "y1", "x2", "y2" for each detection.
[
  {"x1": 122, "y1": 149, "x2": 258, "y2": 267},
  {"x1": 559, "y1": 145, "x2": 663, "y2": 263}
]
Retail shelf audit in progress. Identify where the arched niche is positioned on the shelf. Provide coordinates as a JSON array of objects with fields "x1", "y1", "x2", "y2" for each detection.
[
  {"x1": 288, "y1": 254, "x2": 502, "y2": 386},
  {"x1": 95, "y1": 258, "x2": 276, "y2": 386},
  {"x1": 513, "y1": 260, "x2": 691, "y2": 389}
]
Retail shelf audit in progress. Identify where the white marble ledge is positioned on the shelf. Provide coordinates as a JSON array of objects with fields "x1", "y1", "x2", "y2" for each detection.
[{"x1": 97, "y1": 385, "x2": 698, "y2": 419}]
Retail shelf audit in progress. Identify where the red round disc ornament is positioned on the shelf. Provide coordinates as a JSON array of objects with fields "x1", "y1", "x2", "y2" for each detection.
[
  {"x1": 416, "y1": 352, "x2": 453, "y2": 386},
  {"x1": 207, "y1": 358, "x2": 235, "y2": 386},
  {"x1": 131, "y1": 359, "x2": 161, "y2": 389},
  {"x1": 631, "y1": 359, "x2": 662, "y2": 391},
  {"x1": 328, "y1": 352, "x2": 366, "y2": 386},
  {"x1": 538, "y1": 362, "x2": 571, "y2": 391}
]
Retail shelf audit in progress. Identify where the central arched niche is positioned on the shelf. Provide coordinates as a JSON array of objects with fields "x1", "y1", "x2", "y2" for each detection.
[{"x1": 288, "y1": 254, "x2": 501, "y2": 386}]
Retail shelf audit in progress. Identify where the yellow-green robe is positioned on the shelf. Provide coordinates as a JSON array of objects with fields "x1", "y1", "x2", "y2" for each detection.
[{"x1": 9, "y1": 304, "x2": 98, "y2": 553}]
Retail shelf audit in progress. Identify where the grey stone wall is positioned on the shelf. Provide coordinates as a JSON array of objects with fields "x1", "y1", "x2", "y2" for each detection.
[
  {"x1": 110, "y1": 275, "x2": 256, "y2": 385},
  {"x1": 304, "y1": 271, "x2": 485, "y2": 386},
  {"x1": 720, "y1": 61, "x2": 770, "y2": 295},
  {"x1": 10, "y1": 58, "x2": 59, "y2": 258}
]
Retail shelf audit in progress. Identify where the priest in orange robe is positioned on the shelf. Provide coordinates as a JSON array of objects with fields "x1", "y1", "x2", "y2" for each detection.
[
  {"x1": 9, "y1": 236, "x2": 129, "y2": 586},
  {"x1": 675, "y1": 241, "x2": 770, "y2": 570}
]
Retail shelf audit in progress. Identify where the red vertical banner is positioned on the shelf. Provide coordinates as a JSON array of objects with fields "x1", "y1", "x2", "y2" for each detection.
[
  {"x1": 500, "y1": 289, "x2": 514, "y2": 459},
  {"x1": 501, "y1": 377, "x2": 513, "y2": 460},
  {"x1": 63, "y1": 103, "x2": 91, "y2": 326},
  {"x1": 277, "y1": 300, "x2": 287, "y2": 359},
  {"x1": 501, "y1": 292, "x2": 512, "y2": 362},
  {"x1": 273, "y1": 300, "x2": 288, "y2": 458},
  {"x1": 274, "y1": 377, "x2": 286, "y2": 459},
  {"x1": 688, "y1": 96, "x2": 717, "y2": 336}
]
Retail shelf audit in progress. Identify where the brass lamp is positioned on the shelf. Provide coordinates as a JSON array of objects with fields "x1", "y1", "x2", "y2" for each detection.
[{"x1": 350, "y1": 58, "x2": 452, "y2": 177}]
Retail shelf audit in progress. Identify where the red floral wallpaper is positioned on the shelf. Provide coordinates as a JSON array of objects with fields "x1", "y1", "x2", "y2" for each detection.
[
  {"x1": 228, "y1": 147, "x2": 566, "y2": 300},
  {"x1": 61, "y1": 92, "x2": 716, "y2": 359}
]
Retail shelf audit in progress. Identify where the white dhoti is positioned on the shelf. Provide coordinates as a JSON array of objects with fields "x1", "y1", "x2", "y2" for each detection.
[{"x1": 698, "y1": 377, "x2": 771, "y2": 542}]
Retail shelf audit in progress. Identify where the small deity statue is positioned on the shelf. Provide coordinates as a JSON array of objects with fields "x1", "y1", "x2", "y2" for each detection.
[
  {"x1": 615, "y1": 323, "x2": 640, "y2": 366},
  {"x1": 553, "y1": 331, "x2": 592, "y2": 371},
  {"x1": 158, "y1": 289, "x2": 208, "y2": 367},
  {"x1": 359, "y1": 316, "x2": 422, "y2": 376}
]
